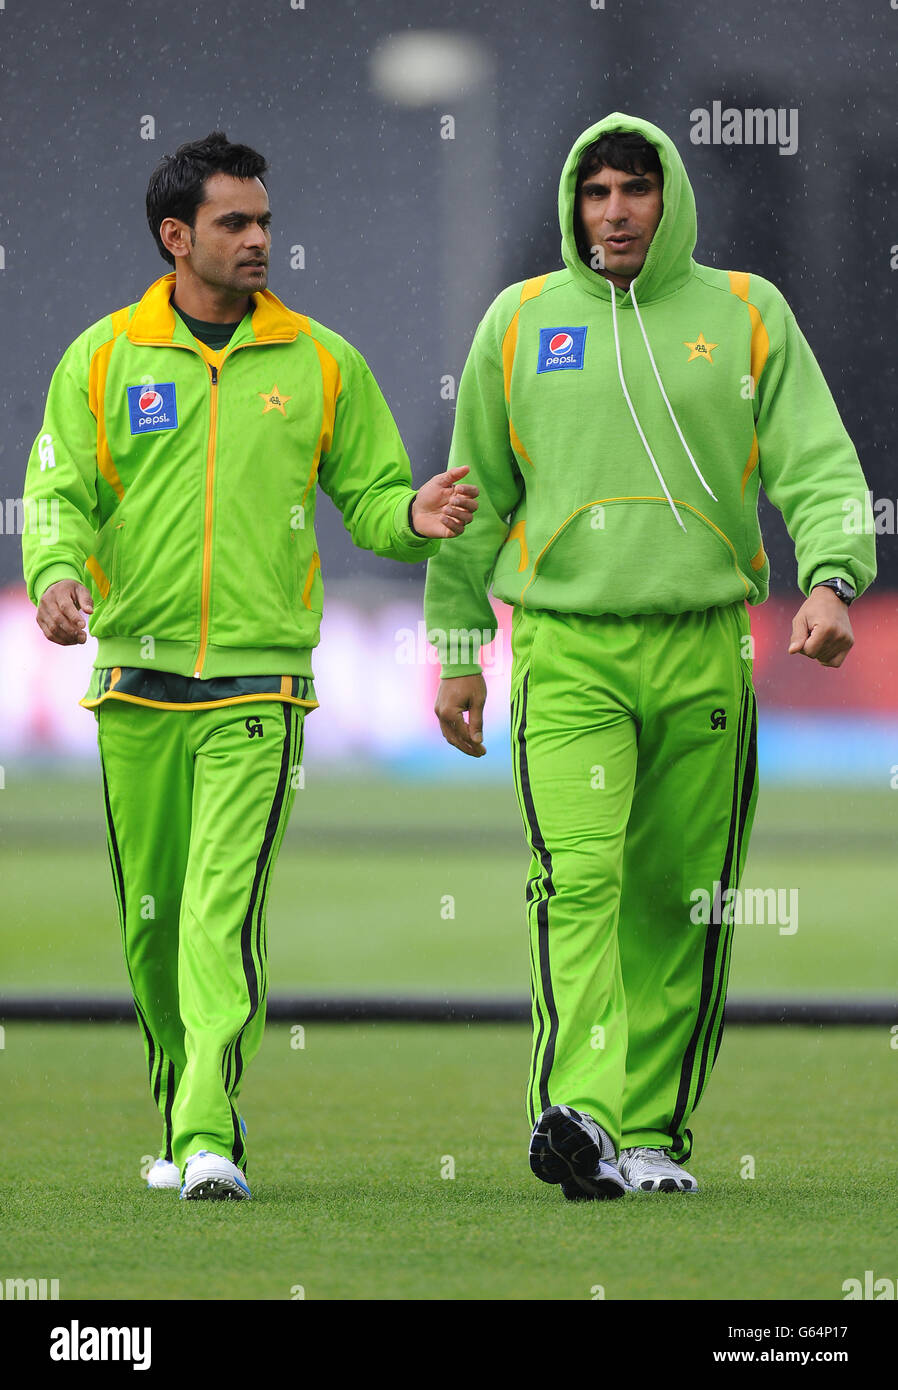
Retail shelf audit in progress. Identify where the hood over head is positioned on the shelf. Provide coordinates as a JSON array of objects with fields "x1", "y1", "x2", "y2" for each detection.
[{"x1": 558, "y1": 112, "x2": 697, "y2": 302}]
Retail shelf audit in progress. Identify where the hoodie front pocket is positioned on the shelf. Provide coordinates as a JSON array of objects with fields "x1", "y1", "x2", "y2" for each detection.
[{"x1": 519, "y1": 497, "x2": 750, "y2": 614}]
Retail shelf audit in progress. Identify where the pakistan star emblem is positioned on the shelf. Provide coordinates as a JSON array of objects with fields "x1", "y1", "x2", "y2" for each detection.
[
  {"x1": 259, "y1": 384, "x2": 291, "y2": 416},
  {"x1": 683, "y1": 333, "x2": 718, "y2": 363}
]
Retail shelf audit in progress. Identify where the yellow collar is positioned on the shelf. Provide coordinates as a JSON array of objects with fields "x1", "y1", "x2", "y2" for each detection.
[{"x1": 127, "y1": 272, "x2": 301, "y2": 344}]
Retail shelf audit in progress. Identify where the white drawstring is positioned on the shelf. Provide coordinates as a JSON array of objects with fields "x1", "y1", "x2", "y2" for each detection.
[
  {"x1": 630, "y1": 280, "x2": 718, "y2": 502},
  {"x1": 609, "y1": 281, "x2": 686, "y2": 530}
]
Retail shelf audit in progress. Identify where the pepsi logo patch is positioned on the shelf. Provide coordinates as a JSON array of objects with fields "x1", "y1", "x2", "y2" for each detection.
[
  {"x1": 537, "y1": 326, "x2": 587, "y2": 374},
  {"x1": 126, "y1": 382, "x2": 179, "y2": 434}
]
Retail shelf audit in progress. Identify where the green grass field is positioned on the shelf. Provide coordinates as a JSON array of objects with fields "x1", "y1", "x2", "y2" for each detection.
[
  {"x1": 3, "y1": 771, "x2": 897, "y2": 996},
  {"x1": 3, "y1": 1024, "x2": 896, "y2": 1301},
  {"x1": 1, "y1": 772, "x2": 896, "y2": 1301}
]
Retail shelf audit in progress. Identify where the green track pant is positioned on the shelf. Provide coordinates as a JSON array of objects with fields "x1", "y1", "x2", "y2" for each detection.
[
  {"x1": 509, "y1": 601, "x2": 758, "y2": 1164},
  {"x1": 95, "y1": 699, "x2": 304, "y2": 1175}
]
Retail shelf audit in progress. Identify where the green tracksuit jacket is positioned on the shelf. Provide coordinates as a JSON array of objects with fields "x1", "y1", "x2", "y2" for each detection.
[
  {"x1": 22, "y1": 272, "x2": 438, "y2": 683},
  {"x1": 19, "y1": 274, "x2": 440, "y2": 1180},
  {"x1": 424, "y1": 113, "x2": 875, "y2": 671}
]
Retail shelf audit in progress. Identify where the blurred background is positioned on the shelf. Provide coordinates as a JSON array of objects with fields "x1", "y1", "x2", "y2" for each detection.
[{"x1": 2, "y1": 0, "x2": 897, "y2": 1002}]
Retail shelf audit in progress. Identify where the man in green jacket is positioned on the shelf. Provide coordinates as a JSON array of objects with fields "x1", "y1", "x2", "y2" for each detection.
[
  {"x1": 425, "y1": 113, "x2": 875, "y2": 1200},
  {"x1": 22, "y1": 131, "x2": 477, "y2": 1201}
]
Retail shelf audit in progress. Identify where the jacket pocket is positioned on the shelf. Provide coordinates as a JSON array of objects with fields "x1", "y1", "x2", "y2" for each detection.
[
  {"x1": 90, "y1": 509, "x2": 198, "y2": 640},
  {"x1": 110, "y1": 519, "x2": 125, "y2": 594},
  {"x1": 85, "y1": 517, "x2": 124, "y2": 604},
  {"x1": 300, "y1": 550, "x2": 322, "y2": 611}
]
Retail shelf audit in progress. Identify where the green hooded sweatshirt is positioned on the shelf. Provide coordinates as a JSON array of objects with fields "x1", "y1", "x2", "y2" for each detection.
[{"x1": 424, "y1": 113, "x2": 876, "y2": 676}]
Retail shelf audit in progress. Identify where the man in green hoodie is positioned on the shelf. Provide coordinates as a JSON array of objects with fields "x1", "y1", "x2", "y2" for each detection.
[{"x1": 424, "y1": 113, "x2": 875, "y2": 1200}]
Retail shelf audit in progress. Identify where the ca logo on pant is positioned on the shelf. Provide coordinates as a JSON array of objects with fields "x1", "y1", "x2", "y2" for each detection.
[
  {"x1": 245, "y1": 717, "x2": 264, "y2": 739},
  {"x1": 710, "y1": 708, "x2": 727, "y2": 730}
]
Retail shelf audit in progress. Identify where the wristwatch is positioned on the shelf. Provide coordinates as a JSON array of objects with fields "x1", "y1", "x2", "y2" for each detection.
[{"x1": 813, "y1": 577, "x2": 856, "y2": 606}]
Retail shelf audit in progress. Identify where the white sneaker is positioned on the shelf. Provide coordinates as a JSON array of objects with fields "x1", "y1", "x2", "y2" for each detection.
[
  {"x1": 619, "y1": 1147, "x2": 698, "y2": 1192},
  {"x1": 179, "y1": 1150, "x2": 251, "y2": 1201},
  {"x1": 146, "y1": 1158, "x2": 180, "y2": 1190},
  {"x1": 530, "y1": 1105, "x2": 630, "y2": 1201}
]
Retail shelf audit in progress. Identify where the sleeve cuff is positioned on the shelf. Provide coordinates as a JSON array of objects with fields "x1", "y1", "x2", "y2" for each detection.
[
  {"x1": 32, "y1": 562, "x2": 84, "y2": 606},
  {"x1": 806, "y1": 566, "x2": 856, "y2": 597},
  {"x1": 392, "y1": 494, "x2": 439, "y2": 552},
  {"x1": 439, "y1": 662, "x2": 484, "y2": 679}
]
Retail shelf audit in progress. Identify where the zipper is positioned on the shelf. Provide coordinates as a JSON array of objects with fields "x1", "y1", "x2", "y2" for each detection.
[
  {"x1": 132, "y1": 337, "x2": 220, "y2": 678},
  {"x1": 134, "y1": 334, "x2": 273, "y2": 679},
  {"x1": 192, "y1": 341, "x2": 270, "y2": 677},
  {"x1": 194, "y1": 362, "x2": 219, "y2": 677}
]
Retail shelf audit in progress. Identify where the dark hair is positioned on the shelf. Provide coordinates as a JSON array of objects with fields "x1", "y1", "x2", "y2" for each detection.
[
  {"x1": 146, "y1": 131, "x2": 269, "y2": 266},
  {"x1": 576, "y1": 130, "x2": 662, "y2": 185},
  {"x1": 574, "y1": 131, "x2": 662, "y2": 264}
]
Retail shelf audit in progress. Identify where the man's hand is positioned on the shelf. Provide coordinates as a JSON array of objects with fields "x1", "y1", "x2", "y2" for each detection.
[
  {"x1": 411, "y1": 465, "x2": 479, "y2": 539},
  {"x1": 435, "y1": 674, "x2": 487, "y2": 756},
  {"x1": 36, "y1": 579, "x2": 94, "y2": 646},
  {"x1": 788, "y1": 585, "x2": 854, "y2": 668}
]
